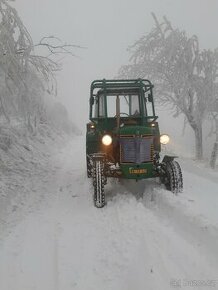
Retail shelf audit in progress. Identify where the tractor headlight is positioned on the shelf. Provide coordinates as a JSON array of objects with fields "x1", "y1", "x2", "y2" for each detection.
[
  {"x1": 102, "y1": 135, "x2": 112, "y2": 146},
  {"x1": 160, "y1": 134, "x2": 170, "y2": 145}
]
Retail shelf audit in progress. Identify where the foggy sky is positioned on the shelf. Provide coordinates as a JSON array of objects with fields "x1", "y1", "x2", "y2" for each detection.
[{"x1": 13, "y1": 0, "x2": 218, "y2": 130}]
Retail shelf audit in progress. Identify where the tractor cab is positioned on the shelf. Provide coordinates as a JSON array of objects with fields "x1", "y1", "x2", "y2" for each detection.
[{"x1": 89, "y1": 79, "x2": 157, "y2": 131}]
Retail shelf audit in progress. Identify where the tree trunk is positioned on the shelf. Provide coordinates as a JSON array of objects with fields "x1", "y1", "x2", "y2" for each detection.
[
  {"x1": 194, "y1": 125, "x2": 203, "y2": 160},
  {"x1": 186, "y1": 116, "x2": 203, "y2": 160},
  {"x1": 210, "y1": 119, "x2": 218, "y2": 169},
  {"x1": 210, "y1": 142, "x2": 218, "y2": 169}
]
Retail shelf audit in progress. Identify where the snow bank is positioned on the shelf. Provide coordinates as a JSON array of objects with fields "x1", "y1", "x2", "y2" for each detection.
[{"x1": 0, "y1": 120, "x2": 77, "y2": 237}]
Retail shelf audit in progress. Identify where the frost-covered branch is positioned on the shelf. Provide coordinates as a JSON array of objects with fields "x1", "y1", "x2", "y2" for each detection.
[{"x1": 34, "y1": 36, "x2": 86, "y2": 58}]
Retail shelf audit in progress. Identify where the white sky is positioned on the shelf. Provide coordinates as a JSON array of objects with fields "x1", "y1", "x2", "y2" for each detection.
[{"x1": 12, "y1": 0, "x2": 218, "y2": 130}]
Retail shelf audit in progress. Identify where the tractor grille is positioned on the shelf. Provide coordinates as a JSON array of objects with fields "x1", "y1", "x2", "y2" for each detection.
[{"x1": 120, "y1": 135, "x2": 154, "y2": 163}]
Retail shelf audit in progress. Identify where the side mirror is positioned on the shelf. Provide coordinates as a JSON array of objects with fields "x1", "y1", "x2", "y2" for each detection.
[{"x1": 148, "y1": 93, "x2": 153, "y2": 102}]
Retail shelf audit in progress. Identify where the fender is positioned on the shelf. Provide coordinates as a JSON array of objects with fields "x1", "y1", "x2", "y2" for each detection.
[
  {"x1": 162, "y1": 155, "x2": 178, "y2": 163},
  {"x1": 90, "y1": 153, "x2": 106, "y2": 161}
]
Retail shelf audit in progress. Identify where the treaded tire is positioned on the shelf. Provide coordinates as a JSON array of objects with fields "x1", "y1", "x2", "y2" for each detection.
[
  {"x1": 86, "y1": 156, "x2": 92, "y2": 178},
  {"x1": 164, "y1": 160, "x2": 183, "y2": 194},
  {"x1": 93, "y1": 160, "x2": 105, "y2": 208}
]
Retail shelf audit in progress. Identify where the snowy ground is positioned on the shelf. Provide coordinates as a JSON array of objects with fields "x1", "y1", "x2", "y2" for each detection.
[{"x1": 0, "y1": 135, "x2": 218, "y2": 290}]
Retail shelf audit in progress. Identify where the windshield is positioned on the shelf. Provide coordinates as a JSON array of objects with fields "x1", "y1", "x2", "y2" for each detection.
[{"x1": 95, "y1": 94, "x2": 140, "y2": 118}]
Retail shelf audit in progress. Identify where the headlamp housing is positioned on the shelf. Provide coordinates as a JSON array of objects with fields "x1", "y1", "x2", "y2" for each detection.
[
  {"x1": 102, "y1": 135, "x2": 112, "y2": 146},
  {"x1": 160, "y1": 134, "x2": 170, "y2": 145}
]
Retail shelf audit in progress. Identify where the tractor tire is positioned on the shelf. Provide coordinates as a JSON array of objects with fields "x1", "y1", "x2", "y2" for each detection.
[
  {"x1": 163, "y1": 160, "x2": 183, "y2": 194},
  {"x1": 93, "y1": 159, "x2": 105, "y2": 208},
  {"x1": 86, "y1": 156, "x2": 92, "y2": 178}
]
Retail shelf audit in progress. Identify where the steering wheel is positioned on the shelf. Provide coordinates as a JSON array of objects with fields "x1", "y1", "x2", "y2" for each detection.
[{"x1": 114, "y1": 112, "x2": 129, "y2": 117}]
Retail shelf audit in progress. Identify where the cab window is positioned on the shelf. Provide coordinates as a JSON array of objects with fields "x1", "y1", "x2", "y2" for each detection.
[{"x1": 107, "y1": 94, "x2": 140, "y2": 117}]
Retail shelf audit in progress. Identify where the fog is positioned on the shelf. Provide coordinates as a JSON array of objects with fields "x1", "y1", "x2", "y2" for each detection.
[
  {"x1": 1, "y1": 2, "x2": 218, "y2": 287},
  {"x1": 13, "y1": 0, "x2": 218, "y2": 144}
]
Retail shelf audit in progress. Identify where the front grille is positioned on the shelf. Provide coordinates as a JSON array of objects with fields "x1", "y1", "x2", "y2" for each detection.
[{"x1": 120, "y1": 136, "x2": 154, "y2": 163}]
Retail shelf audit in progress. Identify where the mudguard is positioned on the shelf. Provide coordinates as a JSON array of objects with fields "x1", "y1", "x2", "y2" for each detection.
[
  {"x1": 90, "y1": 153, "x2": 106, "y2": 161},
  {"x1": 162, "y1": 155, "x2": 178, "y2": 163}
]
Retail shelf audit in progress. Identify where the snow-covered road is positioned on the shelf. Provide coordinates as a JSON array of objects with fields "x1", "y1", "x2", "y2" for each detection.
[{"x1": 0, "y1": 136, "x2": 218, "y2": 290}]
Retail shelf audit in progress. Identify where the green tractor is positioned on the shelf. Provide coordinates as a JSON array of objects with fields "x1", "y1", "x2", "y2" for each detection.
[{"x1": 86, "y1": 79, "x2": 183, "y2": 208}]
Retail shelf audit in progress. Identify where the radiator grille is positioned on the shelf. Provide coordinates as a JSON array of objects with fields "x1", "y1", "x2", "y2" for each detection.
[{"x1": 120, "y1": 136, "x2": 154, "y2": 163}]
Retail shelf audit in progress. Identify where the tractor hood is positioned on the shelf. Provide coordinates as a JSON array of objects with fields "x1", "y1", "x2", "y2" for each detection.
[{"x1": 118, "y1": 125, "x2": 157, "y2": 137}]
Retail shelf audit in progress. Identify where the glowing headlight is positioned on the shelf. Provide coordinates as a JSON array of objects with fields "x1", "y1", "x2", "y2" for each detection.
[
  {"x1": 102, "y1": 135, "x2": 112, "y2": 146},
  {"x1": 160, "y1": 134, "x2": 170, "y2": 145}
]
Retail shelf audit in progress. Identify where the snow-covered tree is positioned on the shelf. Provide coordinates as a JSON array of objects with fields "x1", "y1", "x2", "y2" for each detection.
[
  {"x1": 0, "y1": 0, "x2": 80, "y2": 131},
  {"x1": 0, "y1": 0, "x2": 57, "y2": 127},
  {"x1": 119, "y1": 14, "x2": 218, "y2": 160}
]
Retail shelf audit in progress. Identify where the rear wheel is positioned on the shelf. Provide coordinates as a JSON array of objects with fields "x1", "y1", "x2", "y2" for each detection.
[
  {"x1": 93, "y1": 159, "x2": 105, "y2": 208},
  {"x1": 162, "y1": 160, "x2": 183, "y2": 194}
]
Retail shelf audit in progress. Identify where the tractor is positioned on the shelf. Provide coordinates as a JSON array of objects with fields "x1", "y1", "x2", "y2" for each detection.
[{"x1": 86, "y1": 79, "x2": 183, "y2": 208}]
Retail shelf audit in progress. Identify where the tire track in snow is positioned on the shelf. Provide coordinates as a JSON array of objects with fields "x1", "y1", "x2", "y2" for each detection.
[{"x1": 139, "y1": 180, "x2": 218, "y2": 270}]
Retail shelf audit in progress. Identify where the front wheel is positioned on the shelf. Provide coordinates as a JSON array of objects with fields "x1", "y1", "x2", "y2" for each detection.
[
  {"x1": 86, "y1": 156, "x2": 92, "y2": 178},
  {"x1": 93, "y1": 159, "x2": 105, "y2": 208},
  {"x1": 161, "y1": 160, "x2": 183, "y2": 194}
]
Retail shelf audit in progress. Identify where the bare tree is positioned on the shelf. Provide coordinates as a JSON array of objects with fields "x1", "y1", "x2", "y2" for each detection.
[{"x1": 119, "y1": 14, "x2": 218, "y2": 160}]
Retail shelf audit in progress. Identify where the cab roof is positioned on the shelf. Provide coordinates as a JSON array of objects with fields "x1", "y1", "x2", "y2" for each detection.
[{"x1": 90, "y1": 79, "x2": 153, "y2": 98}]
